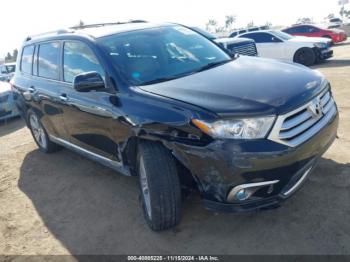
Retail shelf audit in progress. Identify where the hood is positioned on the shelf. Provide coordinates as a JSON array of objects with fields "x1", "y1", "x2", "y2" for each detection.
[
  {"x1": 290, "y1": 36, "x2": 331, "y2": 44},
  {"x1": 139, "y1": 56, "x2": 325, "y2": 116},
  {"x1": 215, "y1": 37, "x2": 253, "y2": 45}
]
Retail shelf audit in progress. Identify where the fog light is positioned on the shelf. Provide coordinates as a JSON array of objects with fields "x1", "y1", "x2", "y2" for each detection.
[
  {"x1": 236, "y1": 189, "x2": 248, "y2": 201},
  {"x1": 227, "y1": 180, "x2": 280, "y2": 203}
]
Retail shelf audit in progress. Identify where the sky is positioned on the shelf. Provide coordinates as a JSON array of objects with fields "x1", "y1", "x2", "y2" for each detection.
[{"x1": 0, "y1": 0, "x2": 346, "y2": 58}]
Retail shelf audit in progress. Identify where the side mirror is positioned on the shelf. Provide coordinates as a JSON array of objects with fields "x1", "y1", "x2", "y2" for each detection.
[{"x1": 73, "y1": 72, "x2": 105, "y2": 92}]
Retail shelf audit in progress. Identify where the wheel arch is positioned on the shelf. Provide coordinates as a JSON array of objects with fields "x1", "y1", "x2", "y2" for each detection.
[{"x1": 122, "y1": 136, "x2": 199, "y2": 191}]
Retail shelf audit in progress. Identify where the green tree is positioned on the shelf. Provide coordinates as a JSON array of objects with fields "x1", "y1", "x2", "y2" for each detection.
[
  {"x1": 296, "y1": 17, "x2": 313, "y2": 24},
  {"x1": 225, "y1": 15, "x2": 236, "y2": 31},
  {"x1": 12, "y1": 49, "x2": 18, "y2": 61},
  {"x1": 5, "y1": 52, "x2": 12, "y2": 63},
  {"x1": 340, "y1": 6, "x2": 350, "y2": 18},
  {"x1": 247, "y1": 21, "x2": 255, "y2": 28},
  {"x1": 205, "y1": 19, "x2": 218, "y2": 32}
]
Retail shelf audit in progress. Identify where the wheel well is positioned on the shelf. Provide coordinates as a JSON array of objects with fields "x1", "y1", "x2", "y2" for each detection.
[
  {"x1": 293, "y1": 47, "x2": 315, "y2": 63},
  {"x1": 122, "y1": 137, "x2": 198, "y2": 190}
]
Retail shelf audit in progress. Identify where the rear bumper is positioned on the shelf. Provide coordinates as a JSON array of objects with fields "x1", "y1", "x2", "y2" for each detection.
[{"x1": 172, "y1": 110, "x2": 338, "y2": 212}]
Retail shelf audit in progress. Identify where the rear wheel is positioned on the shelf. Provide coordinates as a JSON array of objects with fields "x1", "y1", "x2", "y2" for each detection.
[
  {"x1": 137, "y1": 141, "x2": 182, "y2": 231},
  {"x1": 294, "y1": 47, "x2": 316, "y2": 66},
  {"x1": 27, "y1": 111, "x2": 61, "y2": 153}
]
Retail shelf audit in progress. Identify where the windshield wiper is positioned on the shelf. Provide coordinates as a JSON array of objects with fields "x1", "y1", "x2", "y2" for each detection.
[
  {"x1": 138, "y1": 76, "x2": 182, "y2": 86},
  {"x1": 138, "y1": 60, "x2": 231, "y2": 86},
  {"x1": 193, "y1": 59, "x2": 232, "y2": 73}
]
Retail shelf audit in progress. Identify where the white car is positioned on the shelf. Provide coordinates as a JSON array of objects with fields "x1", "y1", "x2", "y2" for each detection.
[
  {"x1": 0, "y1": 81, "x2": 19, "y2": 121},
  {"x1": 236, "y1": 30, "x2": 333, "y2": 66}
]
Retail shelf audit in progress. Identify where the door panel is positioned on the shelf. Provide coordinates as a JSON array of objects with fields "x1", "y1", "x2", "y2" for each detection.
[
  {"x1": 58, "y1": 85, "x2": 120, "y2": 160},
  {"x1": 257, "y1": 43, "x2": 286, "y2": 60}
]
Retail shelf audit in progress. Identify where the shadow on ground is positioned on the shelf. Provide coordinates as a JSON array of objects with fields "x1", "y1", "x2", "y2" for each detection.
[
  {"x1": 18, "y1": 149, "x2": 350, "y2": 255},
  {"x1": 312, "y1": 59, "x2": 350, "y2": 69},
  {"x1": 0, "y1": 117, "x2": 25, "y2": 137}
]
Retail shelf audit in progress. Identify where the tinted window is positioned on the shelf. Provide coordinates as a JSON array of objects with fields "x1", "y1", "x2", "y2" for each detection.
[
  {"x1": 38, "y1": 42, "x2": 60, "y2": 80},
  {"x1": 63, "y1": 41, "x2": 104, "y2": 83},
  {"x1": 98, "y1": 26, "x2": 230, "y2": 86},
  {"x1": 241, "y1": 32, "x2": 281, "y2": 43},
  {"x1": 308, "y1": 26, "x2": 320, "y2": 33},
  {"x1": 21, "y1": 45, "x2": 34, "y2": 74}
]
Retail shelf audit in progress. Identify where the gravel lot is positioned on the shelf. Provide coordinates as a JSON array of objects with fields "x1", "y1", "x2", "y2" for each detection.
[{"x1": 1, "y1": 41, "x2": 350, "y2": 255}]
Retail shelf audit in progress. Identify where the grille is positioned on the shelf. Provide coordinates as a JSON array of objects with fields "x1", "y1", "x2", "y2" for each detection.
[
  {"x1": 268, "y1": 87, "x2": 337, "y2": 147},
  {"x1": 227, "y1": 42, "x2": 258, "y2": 57}
]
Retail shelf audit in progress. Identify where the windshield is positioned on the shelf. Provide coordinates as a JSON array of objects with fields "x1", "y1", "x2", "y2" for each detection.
[
  {"x1": 190, "y1": 27, "x2": 217, "y2": 40},
  {"x1": 98, "y1": 25, "x2": 231, "y2": 85},
  {"x1": 5, "y1": 65, "x2": 16, "y2": 73},
  {"x1": 271, "y1": 30, "x2": 294, "y2": 40}
]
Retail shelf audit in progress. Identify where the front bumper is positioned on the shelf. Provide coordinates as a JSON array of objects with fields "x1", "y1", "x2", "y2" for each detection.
[
  {"x1": 315, "y1": 47, "x2": 333, "y2": 61},
  {"x1": 172, "y1": 110, "x2": 339, "y2": 212}
]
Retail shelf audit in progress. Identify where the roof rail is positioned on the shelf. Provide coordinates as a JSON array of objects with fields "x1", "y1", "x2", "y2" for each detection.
[
  {"x1": 69, "y1": 20, "x2": 147, "y2": 30},
  {"x1": 25, "y1": 29, "x2": 72, "y2": 41}
]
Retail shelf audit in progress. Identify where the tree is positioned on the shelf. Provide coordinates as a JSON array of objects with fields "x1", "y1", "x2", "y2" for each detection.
[
  {"x1": 205, "y1": 19, "x2": 218, "y2": 32},
  {"x1": 247, "y1": 21, "x2": 255, "y2": 28},
  {"x1": 326, "y1": 13, "x2": 335, "y2": 19},
  {"x1": 73, "y1": 19, "x2": 85, "y2": 29},
  {"x1": 224, "y1": 15, "x2": 236, "y2": 31},
  {"x1": 296, "y1": 17, "x2": 313, "y2": 24},
  {"x1": 340, "y1": 6, "x2": 350, "y2": 18},
  {"x1": 12, "y1": 49, "x2": 18, "y2": 61},
  {"x1": 5, "y1": 52, "x2": 12, "y2": 63},
  {"x1": 265, "y1": 21, "x2": 272, "y2": 28}
]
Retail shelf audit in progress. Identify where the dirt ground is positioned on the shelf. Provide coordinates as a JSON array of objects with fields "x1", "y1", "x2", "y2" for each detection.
[{"x1": 1, "y1": 42, "x2": 350, "y2": 255}]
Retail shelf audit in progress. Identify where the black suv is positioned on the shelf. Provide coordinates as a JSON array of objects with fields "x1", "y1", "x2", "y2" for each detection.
[{"x1": 12, "y1": 22, "x2": 338, "y2": 231}]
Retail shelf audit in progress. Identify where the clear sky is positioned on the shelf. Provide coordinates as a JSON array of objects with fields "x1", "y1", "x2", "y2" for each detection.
[{"x1": 0, "y1": 0, "x2": 345, "y2": 58}]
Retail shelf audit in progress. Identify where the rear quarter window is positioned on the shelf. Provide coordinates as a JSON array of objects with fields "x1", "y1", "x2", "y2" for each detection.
[
  {"x1": 21, "y1": 45, "x2": 35, "y2": 74},
  {"x1": 38, "y1": 42, "x2": 60, "y2": 80}
]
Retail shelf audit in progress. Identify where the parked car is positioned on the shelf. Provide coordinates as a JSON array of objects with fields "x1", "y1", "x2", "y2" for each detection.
[
  {"x1": 190, "y1": 27, "x2": 258, "y2": 56},
  {"x1": 236, "y1": 30, "x2": 333, "y2": 66},
  {"x1": 13, "y1": 22, "x2": 338, "y2": 231},
  {"x1": 0, "y1": 62, "x2": 16, "y2": 82},
  {"x1": 327, "y1": 18, "x2": 343, "y2": 29},
  {"x1": 229, "y1": 26, "x2": 270, "y2": 37},
  {"x1": 282, "y1": 24, "x2": 347, "y2": 44},
  {"x1": 0, "y1": 81, "x2": 19, "y2": 121}
]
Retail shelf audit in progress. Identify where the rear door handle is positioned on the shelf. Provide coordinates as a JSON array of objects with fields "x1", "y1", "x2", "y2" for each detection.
[{"x1": 59, "y1": 93, "x2": 68, "y2": 102}]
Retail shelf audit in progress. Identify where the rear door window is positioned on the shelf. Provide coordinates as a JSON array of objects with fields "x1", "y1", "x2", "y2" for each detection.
[
  {"x1": 63, "y1": 41, "x2": 104, "y2": 83},
  {"x1": 38, "y1": 42, "x2": 60, "y2": 80},
  {"x1": 241, "y1": 33, "x2": 280, "y2": 43},
  {"x1": 21, "y1": 45, "x2": 35, "y2": 74}
]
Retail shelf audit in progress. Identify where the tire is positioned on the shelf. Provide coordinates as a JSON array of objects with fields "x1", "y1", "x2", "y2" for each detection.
[
  {"x1": 294, "y1": 47, "x2": 316, "y2": 66},
  {"x1": 137, "y1": 141, "x2": 181, "y2": 231},
  {"x1": 27, "y1": 110, "x2": 61, "y2": 153}
]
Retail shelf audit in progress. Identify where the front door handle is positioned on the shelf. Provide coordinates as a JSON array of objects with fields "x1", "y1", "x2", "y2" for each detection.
[{"x1": 59, "y1": 94, "x2": 68, "y2": 102}]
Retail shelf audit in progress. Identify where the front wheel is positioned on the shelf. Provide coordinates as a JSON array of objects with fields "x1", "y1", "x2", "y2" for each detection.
[
  {"x1": 137, "y1": 141, "x2": 182, "y2": 231},
  {"x1": 294, "y1": 47, "x2": 316, "y2": 66},
  {"x1": 28, "y1": 111, "x2": 61, "y2": 153}
]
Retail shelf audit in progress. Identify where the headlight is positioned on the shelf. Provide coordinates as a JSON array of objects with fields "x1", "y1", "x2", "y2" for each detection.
[
  {"x1": 192, "y1": 116, "x2": 275, "y2": 139},
  {"x1": 314, "y1": 42, "x2": 327, "y2": 48}
]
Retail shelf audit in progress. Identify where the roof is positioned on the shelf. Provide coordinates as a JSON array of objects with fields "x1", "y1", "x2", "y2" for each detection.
[
  {"x1": 25, "y1": 22, "x2": 174, "y2": 43},
  {"x1": 74, "y1": 22, "x2": 173, "y2": 38}
]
